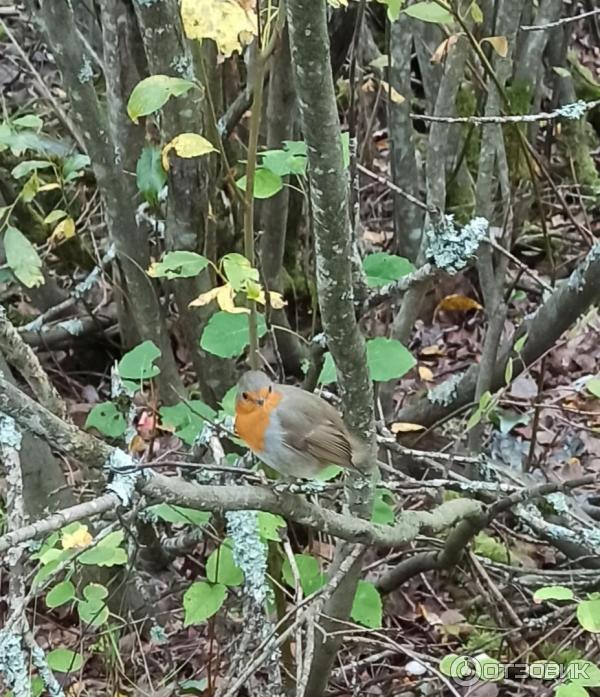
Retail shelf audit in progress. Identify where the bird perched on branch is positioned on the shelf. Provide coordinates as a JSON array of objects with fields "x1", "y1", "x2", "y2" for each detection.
[{"x1": 234, "y1": 370, "x2": 365, "y2": 479}]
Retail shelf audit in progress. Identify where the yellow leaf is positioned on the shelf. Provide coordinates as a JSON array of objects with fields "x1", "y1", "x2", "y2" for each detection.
[
  {"x1": 268, "y1": 291, "x2": 287, "y2": 309},
  {"x1": 391, "y1": 422, "x2": 426, "y2": 433},
  {"x1": 162, "y1": 133, "x2": 217, "y2": 170},
  {"x1": 435, "y1": 294, "x2": 483, "y2": 314},
  {"x1": 245, "y1": 278, "x2": 264, "y2": 302},
  {"x1": 380, "y1": 79, "x2": 405, "y2": 104},
  {"x1": 420, "y1": 345, "x2": 444, "y2": 357},
  {"x1": 189, "y1": 286, "x2": 220, "y2": 307},
  {"x1": 482, "y1": 35, "x2": 508, "y2": 58},
  {"x1": 193, "y1": 283, "x2": 250, "y2": 313},
  {"x1": 431, "y1": 34, "x2": 461, "y2": 63},
  {"x1": 62, "y1": 525, "x2": 93, "y2": 550},
  {"x1": 38, "y1": 182, "x2": 62, "y2": 192},
  {"x1": 181, "y1": 0, "x2": 257, "y2": 58},
  {"x1": 49, "y1": 217, "x2": 76, "y2": 245},
  {"x1": 418, "y1": 365, "x2": 434, "y2": 381}
]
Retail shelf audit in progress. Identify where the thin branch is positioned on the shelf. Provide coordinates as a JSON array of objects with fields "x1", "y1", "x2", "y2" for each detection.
[{"x1": 521, "y1": 7, "x2": 600, "y2": 31}]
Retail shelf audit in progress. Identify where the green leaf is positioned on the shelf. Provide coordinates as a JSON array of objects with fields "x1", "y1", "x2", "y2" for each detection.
[
  {"x1": 159, "y1": 399, "x2": 217, "y2": 444},
  {"x1": 11, "y1": 159, "x2": 52, "y2": 179},
  {"x1": 384, "y1": 0, "x2": 404, "y2": 21},
  {"x1": 183, "y1": 581, "x2": 227, "y2": 626},
  {"x1": 577, "y1": 599, "x2": 600, "y2": 633},
  {"x1": 586, "y1": 378, "x2": 600, "y2": 399},
  {"x1": 147, "y1": 503, "x2": 211, "y2": 526},
  {"x1": 44, "y1": 209, "x2": 68, "y2": 225},
  {"x1": 567, "y1": 661, "x2": 600, "y2": 687},
  {"x1": 83, "y1": 583, "x2": 109, "y2": 601},
  {"x1": 351, "y1": 580, "x2": 382, "y2": 628},
  {"x1": 553, "y1": 66, "x2": 572, "y2": 79},
  {"x1": 12, "y1": 114, "x2": 44, "y2": 130},
  {"x1": 281, "y1": 554, "x2": 326, "y2": 595},
  {"x1": 317, "y1": 352, "x2": 337, "y2": 385},
  {"x1": 46, "y1": 580, "x2": 76, "y2": 608},
  {"x1": 495, "y1": 408, "x2": 529, "y2": 435},
  {"x1": 366, "y1": 337, "x2": 416, "y2": 382},
  {"x1": 533, "y1": 585, "x2": 575, "y2": 603},
  {"x1": 220, "y1": 385, "x2": 237, "y2": 417},
  {"x1": 440, "y1": 654, "x2": 472, "y2": 678},
  {"x1": 136, "y1": 146, "x2": 167, "y2": 204},
  {"x1": 403, "y1": 1, "x2": 453, "y2": 23},
  {"x1": 260, "y1": 145, "x2": 307, "y2": 177},
  {"x1": 4, "y1": 225, "x2": 43, "y2": 288},
  {"x1": 21, "y1": 172, "x2": 39, "y2": 202},
  {"x1": 47, "y1": 648, "x2": 83, "y2": 673},
  {"x1": 236, "y1": 167, "x2": 283, "y2": 199},
  {"x1": 78, "y1": 596, "x2": 109, "y2": 627},
  {"x1": 149, "y1": 250, "x2": 210, "y2": 279},
  {"x1": 62, "y1": 153, "x2": 90, "y2": 182},
  {"x1": 206, "y1": 543, "x2": 244, "y2": 586},
  {"x1": 556, "y1": 684, "x2": 589, "y2": 697},
  {"x1": 315, "y1": 464, "x2": 343, "y2": 481},
  {"x1": 371, "y1": 488, "x2": 395, "y2": 525},
  {"x1": 78, "y1": 545, "x2": 127, "y2": 567},
  {"x1": 0, "y1": 131, "x2": 70, "y2": 158},
  {"x1": 222, "y1": 252, "x2": 259, "y2": 291},
  {"x1": 85, "y1": 402, "x2": 126, "y2": 438},
  {"x1": 514, "y1": 333, "x2": 527, "y2": 353},
  {"x1": 180, "y1": 679, "x2": 209, "y2": 694},
  {"x1": 257, "y1": 512, "x2": 287, "y2": 541},
  {"x1": 127, "y1": 75, "x2": 196, "y2": 123},
  {"x1": 118, "y1": 340, "x2": 161, "y2": 381},
  {"x1": 363, "y1": 252, "x2": 415, "y2": 288},
  {"x1": 473, "y1": 532, "x2": 509, "y2": 563},
  {"x1": 470, "y1": 2, "x2": 484, "y2": 23},
  {"x1": 200, "y1": 311, "x2": 267, "y2": 358},
  {"x1": 340, "y1": 132, "x2": 350, "y2": 168}
]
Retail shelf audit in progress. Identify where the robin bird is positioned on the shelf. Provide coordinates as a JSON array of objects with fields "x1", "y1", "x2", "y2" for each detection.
[{"x1": 234, "y1": 370, "x2": 365, "y2": 479}]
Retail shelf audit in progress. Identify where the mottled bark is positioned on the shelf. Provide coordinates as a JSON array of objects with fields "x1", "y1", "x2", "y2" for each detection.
[
  {"x1": 36, "y1": 0, "x2": 184, "y2": 403},
  {"x1": 389, "y1": 15, "x2": 423, "y2": 260},
  {"x1": 287, "y1": 0, "x2": 375, "y2": 693},
  {"x1": 259, "y1": 27, "x2": 304, "y2": 374},
  {"x1": 134, "y1": 0, "x2": 234, "y2": 404}
]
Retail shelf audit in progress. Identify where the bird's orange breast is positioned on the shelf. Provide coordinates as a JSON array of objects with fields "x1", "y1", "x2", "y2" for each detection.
[{"x1": 235, "y1": 390, "x2": 283, "y2": 453}]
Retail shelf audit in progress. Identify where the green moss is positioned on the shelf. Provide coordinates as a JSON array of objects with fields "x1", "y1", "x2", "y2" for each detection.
[
  {"x1": 504, "y1": 81, "x2": 533, "y2": 182},
  {"x1": 559, "y1": 118, "x2": 600, "y2": 199}
]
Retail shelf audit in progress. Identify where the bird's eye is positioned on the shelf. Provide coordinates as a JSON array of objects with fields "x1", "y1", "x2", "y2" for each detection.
[
  {"x1": 268, "y1": 384, "x2": 272, "y2": 394},
  {"x1": 242, "y1": 391, "x2": 249, "y2": 400}
]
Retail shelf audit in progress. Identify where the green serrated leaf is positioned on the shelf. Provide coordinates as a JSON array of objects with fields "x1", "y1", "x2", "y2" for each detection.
[
  {"x1": 85, "y1": 402, "x2": 126, "y2": 439},
  {"x1": 200, "y1": 311, "x2": 267, "y2": 358},
  {"x1": 118, "y1": 340, "x2": 161, "y2": 381},
  {"x1": 127, "y1": 75, "x2": 196, "y2": 123},
  {"x1": 351, "y1": 580, "x2": 382, "y2": 628},
  {"x1": 363, "y1": 252, "x2": 415, "y2": 287},
  {"x1": 183, "y1": 581, "x2": 227, "y2": 626},
  {"x1": 4, "y1": 225, "x2": 44, "y2": 288}
]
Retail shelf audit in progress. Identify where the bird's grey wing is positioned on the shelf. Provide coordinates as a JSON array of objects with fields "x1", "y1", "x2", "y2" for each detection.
[{"x1": 277, "y1": 389, "x2": 353, "y2": 468}]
